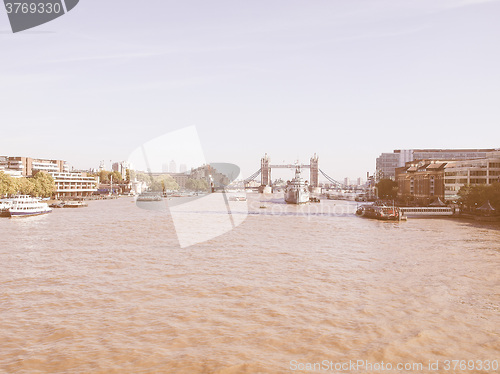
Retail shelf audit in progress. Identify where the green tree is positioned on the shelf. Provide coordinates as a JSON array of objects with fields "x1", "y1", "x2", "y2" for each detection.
[
  {"x1": 110, "y1": 171, "x2": 123, "y2": 183},
  {"x1": 185, "y1": 178, "x2": 209, "y2": 191},
  {"x1": 458, "y1": 183, "x2": 500, "y2": 210},
  {"x1": 136, "y1": 172, "x2": 153, "y2": 184},
  {"x1": 185, "y1": 179, "x2": 195, "y2": 190},
  {"x1": 0, "y1": 171, "x2": 18, "y2": 197},
  {"x1": 151, "y1": 175, "x2": 179, "y2": 192},
  {"x1": 376, "y1": 179, "x2": 398, "y2": 199},
  {"x1": 98, "y1": 170, "x2": 110, "y2": 184},
  {"x1": 32, "y1": 172, "x2": 56, "y2": 197},
  {"x1": 17, "y1": 177, "x2": 35, "y2": 195},
  {"x1": 162, "y1": 175, "x2": 179, "y2": 191}
]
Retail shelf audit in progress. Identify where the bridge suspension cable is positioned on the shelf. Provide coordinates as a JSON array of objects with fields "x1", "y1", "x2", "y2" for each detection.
[
  {"x1": 319, "y1": 169, "x2": 344, "y2": 188},
  {"x1": 243, "y1": 169, "x2": 261, "y2": 184}
]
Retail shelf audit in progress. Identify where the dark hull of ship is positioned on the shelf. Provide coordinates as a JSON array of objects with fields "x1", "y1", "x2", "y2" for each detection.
[
  {"x1": 8, "y1": 210, "x2": 52, "y2": 218},
  {"x1": 356, "y1": 205, "x2": 401, "y2": 221},
  {"x1": 284, "y1": 190, "x2": 310, "y2": 204}
]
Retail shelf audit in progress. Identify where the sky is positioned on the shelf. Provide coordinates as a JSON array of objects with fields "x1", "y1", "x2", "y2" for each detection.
[{"x1": 1, "y1": 0, "x2": 499, "y2": 181}]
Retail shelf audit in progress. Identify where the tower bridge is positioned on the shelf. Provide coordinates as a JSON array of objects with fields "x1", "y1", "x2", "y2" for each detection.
[
  {"x1": 244, "y1": 153, "x2": 343, "y2": 191},
  {"x1": 260, "y1": 153, "x2": 319, "y2": 187}
]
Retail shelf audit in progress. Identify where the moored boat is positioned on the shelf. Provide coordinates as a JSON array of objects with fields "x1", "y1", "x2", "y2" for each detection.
[
  {"x1": 63, "y1": 200, "x2": 88, "y2": 208},
  {"x1": 136, "y1": 191, "x2": 163, "y2": 201},
  {"x1": 356, "y1": 202, "x2": 404, "y2": 221},
  {"x1": 8, "y1": 195, "x2": 52, "y2": 217}
]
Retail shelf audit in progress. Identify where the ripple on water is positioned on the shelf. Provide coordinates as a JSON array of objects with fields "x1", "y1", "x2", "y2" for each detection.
[{"x1": 0, "y1": 197, "x2": 499, "y2": 373}]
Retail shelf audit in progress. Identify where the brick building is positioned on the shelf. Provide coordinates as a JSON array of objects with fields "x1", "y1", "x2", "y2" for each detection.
[{"x1": 396, "y1": 160, "x2": 448, "y2": 206}]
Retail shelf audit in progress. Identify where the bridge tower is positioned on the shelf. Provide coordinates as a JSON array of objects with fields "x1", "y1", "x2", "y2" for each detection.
[
  {"x1": 310, "y1": 153, "x2": 319, "y2": 187},
  {"x1": 261, "y1": 153, "x2": 271, "y2": 186}
]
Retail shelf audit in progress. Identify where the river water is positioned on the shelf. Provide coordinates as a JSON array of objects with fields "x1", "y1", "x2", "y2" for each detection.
[{"x1": 0, "y1": 195, "x2": 498, "y2": 373}]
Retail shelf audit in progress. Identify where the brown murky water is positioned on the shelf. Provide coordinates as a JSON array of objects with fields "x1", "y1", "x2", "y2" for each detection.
[{"x1": 0, "y1": 195, "x2": 499, "y2": 373}]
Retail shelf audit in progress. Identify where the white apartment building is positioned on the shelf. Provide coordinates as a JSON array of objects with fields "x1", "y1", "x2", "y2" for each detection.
[
  {"x1": 50, "y1": 172, "x2": 98, "y2": 199},
  {"x1": 32, "y1": 160, "x2": 69, "y2": 174}
]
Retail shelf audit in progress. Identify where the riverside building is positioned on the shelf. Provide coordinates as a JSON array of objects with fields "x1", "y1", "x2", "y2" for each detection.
[
  {"x1": 0, "y1": 157, "x2": 22, "y2": 178},
  {"x1": 396, "y1": 160, "x2": 448, "y2": 206},
  {"x1": 0, "y1": 156, "x2": 69, "y2": 177},
  {"x1": 376, "y1": 153, "x2": 400, "y2": 179},
  {"x1": 443, "y1": 151, "x2": 500, "y2": 201},
  {"x1": 396, "y1": 151, "x2": 500, "y2": 204},
  {"x1": 112, "y1": 161, "x2": 130, "y2": 180},
  {"x1": 50, "y1": 172, "x2": 98, "y2": 199},
  {"x1": 376, "y1": 149, "x2": 498, "y2": 181},
  {"x1": 147, "y1": 172, "x2": 190, "y2": 189}
]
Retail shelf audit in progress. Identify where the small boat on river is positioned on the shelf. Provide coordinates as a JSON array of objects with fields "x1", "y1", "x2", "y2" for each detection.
[
  {"x1": 63, "y1": 200, "x2": 88, "y2": 208},
  {"x1": 136, "y1": 192, "x2": 163, "y2": 202},
  {"x1": 356, "y1": 202, "x2": 404, "y2": 221}
]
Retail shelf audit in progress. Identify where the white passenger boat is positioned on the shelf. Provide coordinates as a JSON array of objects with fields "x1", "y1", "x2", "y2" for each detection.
[{"x1": 7, "y1": 195, "x2": 52, "y2": 217}]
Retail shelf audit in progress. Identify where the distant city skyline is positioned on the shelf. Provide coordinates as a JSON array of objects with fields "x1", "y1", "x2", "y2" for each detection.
[{"x1": 1, "y1": 0, "x2": 499, "y2": 180}]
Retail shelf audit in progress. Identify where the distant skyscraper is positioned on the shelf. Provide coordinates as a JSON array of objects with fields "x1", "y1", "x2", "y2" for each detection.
[
  {"x1": 344, "y1": 177, "x2": 350, "y2": 186},
  {"x1": 112, "y1": 161, "x2": 130, "y2": 180},
  {"x1": 179, "y1": 164, "x2": 187, "y2": 173},
  {"x1": 169, "y1": 160, "x2": 177, "y2": 173}
]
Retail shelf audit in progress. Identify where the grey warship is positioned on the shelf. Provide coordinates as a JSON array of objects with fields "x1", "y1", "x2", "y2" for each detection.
[{"x1": 284, "y1": 166, "x2": 310, "y2": 204}]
